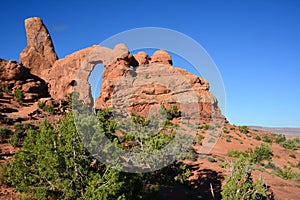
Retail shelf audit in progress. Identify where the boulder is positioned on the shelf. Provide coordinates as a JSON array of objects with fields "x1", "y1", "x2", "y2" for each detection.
[
  {"x1": 133, "y1": 51, "x2": 150, "y2": 65},
  {"x1": 150, "y1": 50, "x2": 172, "y2": 65}
]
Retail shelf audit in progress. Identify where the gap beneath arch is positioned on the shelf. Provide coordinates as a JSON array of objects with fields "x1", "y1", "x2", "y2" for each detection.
[{"x1": 88, "y1": 63, "x2": 104, "y2": 101}]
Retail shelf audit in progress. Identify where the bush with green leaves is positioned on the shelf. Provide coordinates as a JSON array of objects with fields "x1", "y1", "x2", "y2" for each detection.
[
  {"x1": 279, "y1": 138, "x2": 299, "y2": 150},
  {"x1": 227, "y1": 143, "x2": 272, "y2": 164},
  {"x1": 273, "y1": 165, "x2": 300, "y2": 180},
  {"x1": 207, "y1": 156, "x2": 217, "y2": 162},
  {"x1": 221, "y1": 155, "x2": 271, "y2": 200},
  {"x1": 252, "y1": 143, "x2": 272, "y2": 163},
  {"x1": 38, "y1": 101, "x2": 55, "y2": 114},
  {"x1": 0, "y1": 163, "x2": 8, "y2": 186},
  {"x1": 0, "y1": 126, "x2": 12, "y2": 141},
  {"x1": 225, "y1": 136, "x2": 231, "y2": 142},
  {"x1": 223, "y1": 129, "x2": 229, "y2": 134},
  {"x1": 130, "y1": 112, "x2": 150, "y2": 126},
  {"x1": 8, "y1": 123, "x2": 33, "y2": 147},
  {"x1": 14, "y1": 89, "x2": 24, "y2": 103},
  {"x1": 4, "y1": 85, "x2": 10, "y2": 94},
  {"x1": 264, "y1": 161, "x2": 276, "y2": 169},
  {"x1": 44, "y1": 104, "x2": 55, "y2": 114},
  {"x1": 289, "y1": 153, "x2": 296, "y2": 159},
  {"x1": 7, "y1": 98, "x2": 195, "y2": 199},
  {"x1": 274, "y1": 133, "x2": 299, "y2": 150},
  {"x1": 158, "y1": 105, "x2": 180, "y2": 120},
  {"x1": 239, "y1": 125, "x2": 249, "y2": 134},
  {"x1": 195, "y1": 134, "x2": 205, "y2": 144},
  {"x1": 174, "y1": 163, "x2": 192, "y2": 184},
  {"x1": 37, "y1": 101, "x2": 46, "y2": 109},
  {"x1": 253, "y1": 135, "x2": 261, "y2": 141},
  {"x1": 262, "y1": 135, "x2": 272, "y2": 143},
  {"x1": 7, "y1": 115, "x2": 148, "y2": 199},
  {"x1": 275, "y1": 134, "x2": 286, "y2": 144},
  {"x1": 227, "y1": 149, "x2": 246, "y2": 158}
]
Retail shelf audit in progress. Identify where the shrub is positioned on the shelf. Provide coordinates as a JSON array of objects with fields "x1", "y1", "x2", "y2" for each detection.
[
  {"x1": 162, "y1": 119, "x2": 173, "y2": 127},
  {"x1": 14, "y1": 89, "x2": 24, "y2": 103},
  {"x1": 7, "y1": 107, "x2": 196, "y2": 199},
  {"x1": 254, "y1": 135, "x2": 261, "y2": 141},
  {"x1": 195, "y1": 134, "x2": 204, "y2": 144},
  {"x1": 275, "y1": 134, "x2": 286, "y2": 144},
  {"x1": 4, "y1": 85, "x2": 10, "y2": 94},
  {"x1": 225, "y1": 136, "x2": 231, "y2": 143},
  {"x1": 227, "y1": 143, "x2": 272, "y2": 164},
  {"x1": 8, "y1": 123, "x2": 32, "y2": 147},
  {"x1": 38, "y1": 101, "x2": 55, "y2": 114},
  {"x1": 223, "y1": 129, "x2": 229, "y2": 134},
  {"x1": 37, "y1": 101, "x2": 46, "y2": 109},
  {"x1": 239, "y1": 125, "x2": 249, "y2": 134},
  {"x1": 203, "y1": 124, "x2": 210, "y2": 130},
  {"x1": 296, "y1": 161, "x2": 300, "y2": 169},
  {"x1": 221, "y1": 155, "x2": 270, "y2": 200},
  {"x1": 0, "y1": 126, "x2": 12, "y2": 141},
  {"x1": 252, "y1": 143, "x2": 272, "y2": 163},
  {"x1": 0, "y1": 163, "x2": 8, "y2": 186},
  {"x1": 274, "y1": 165, "x2": 296, "y2": 180},
  {"x1": 289, "y1": 154, "x2": 296, "y2": 159},
  {"x1": 44, "y1": 104, "x2": 55, "y2": 114},
  {"x1": 174, "y1": 163, "x2": 192, "y2": 184},
  {"x1": 279, "y1": 139, "x2": 299, "y2": 150},
  {"x1": 219, "y1": 162, "x2": 227, "y2": 168},
  {"x1": 159, "y1": 105, "x2": 180, "y2": 120},
  {"x1": 8, "y1": 116, "x2": 147, "y2": 199},
  {"x1": 3, "y1": 117, "x2": 13, "y2": 125},
  {"x1": 207, "y1": 156, "x2": 217, "y2": 162},
  {"x1": 262, "y1": 135, "x2": 272, "y2": 143},
  {"x1": 227, "y1": 149, "x2": 246, "y2": 158},
  {"x1": 264, "y1": 161, "x2": 276, "y2": 169}
]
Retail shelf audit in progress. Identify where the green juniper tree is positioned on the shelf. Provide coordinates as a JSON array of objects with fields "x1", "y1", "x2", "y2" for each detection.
[
  {"x1": 221, "y1": 155, "x2": 271, "y2": 200},
  {"x1": 7, "y1": 93, "x2": 195, "y2": 199}
]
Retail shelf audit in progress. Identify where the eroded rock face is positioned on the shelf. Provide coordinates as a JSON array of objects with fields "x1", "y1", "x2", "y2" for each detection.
[
  {"x1": 46, "y1": 44, "x2": 132, "y2": 104},
  {"x1": 94, "y1": 50, "x2": 224, "y2": 121},
  {"x1": 15, "y1": 17, "x2": 224, "y2": 122},
  {"x1": 45, "y1": 46, "x2": 97, "y2": 103},
  {"x1": 0, "y1": 58, "x2": 49, "y2": 100},
  {"x1": 20, "y1": 17, "x2": 58, "y2": 77}
]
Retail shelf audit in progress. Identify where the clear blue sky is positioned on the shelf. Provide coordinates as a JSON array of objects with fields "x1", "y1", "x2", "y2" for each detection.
[{"x1": 1, "y1": 0, "x2": 299, "y2": 128}]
